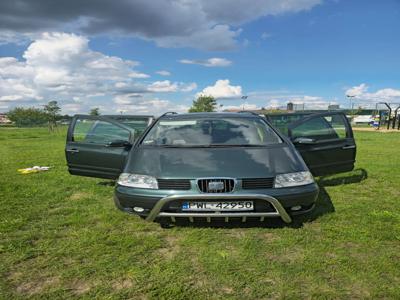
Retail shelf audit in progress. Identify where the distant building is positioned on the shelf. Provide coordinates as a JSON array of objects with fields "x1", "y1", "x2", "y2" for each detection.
[
  {"x1": 287, "y1": 102, "x2": 294, "y2": 111},
  {"x1": 328, "y1": 104, "x2": 340, "y2": 110},
  {"x1": 0, "y1": 113, "x2": 11, "y2": 124}
]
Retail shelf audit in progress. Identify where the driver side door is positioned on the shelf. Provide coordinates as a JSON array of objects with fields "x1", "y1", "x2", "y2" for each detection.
[{"x1": 65, "y1": 115, "x2": 135, "y2": 179}]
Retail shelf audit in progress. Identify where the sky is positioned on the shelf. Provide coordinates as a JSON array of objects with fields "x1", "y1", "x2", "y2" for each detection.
[{"x1": 0, "y1": 0, "x2": 399, "y2": 115}]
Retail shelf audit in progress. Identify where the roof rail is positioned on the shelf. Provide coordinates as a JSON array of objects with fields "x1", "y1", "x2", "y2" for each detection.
[
  {"x1": 158, "y1": 111, "x2": 178, "y2": 118},
  {"x1": 238, "y1": 111, "x2": 264, "y2": 117}
]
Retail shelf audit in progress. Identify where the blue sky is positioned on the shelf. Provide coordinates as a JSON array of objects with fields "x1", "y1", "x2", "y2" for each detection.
[{"x1": 0, "y1": 0, "x2": 399, "y2": 114}]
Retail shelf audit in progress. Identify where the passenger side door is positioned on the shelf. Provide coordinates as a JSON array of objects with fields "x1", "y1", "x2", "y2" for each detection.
[
  {"x1": 287, "y1": 112, "x2": 356, "y2": 176},
  {"x1": 65, "y1": 115, "x2": 134, "y2": 179}
]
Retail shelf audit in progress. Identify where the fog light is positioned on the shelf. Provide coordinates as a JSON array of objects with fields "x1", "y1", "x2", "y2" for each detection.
[
  {"x1": 133, "y1": 207, "x2": 144, "y2": 212},
  {"x1": 291, "y1": 205, "x2": 302, "y2": 211}
]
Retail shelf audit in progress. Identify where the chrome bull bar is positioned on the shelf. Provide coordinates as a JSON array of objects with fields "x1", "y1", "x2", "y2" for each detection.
[{"x1": 145, "y1": 194, "x2": 292, "y2": 223}]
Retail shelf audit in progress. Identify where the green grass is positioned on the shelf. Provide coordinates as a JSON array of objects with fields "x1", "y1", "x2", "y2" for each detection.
[{"x1": 1, "y1": 127, "x2": 400, "y2": 299}]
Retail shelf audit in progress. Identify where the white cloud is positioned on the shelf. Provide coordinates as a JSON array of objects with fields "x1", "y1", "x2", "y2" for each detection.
[
  {"x1": 114, "y1": 97, "x2": 189, "y2": 116},
  {"x1": 128, "y1": 71, "x2": 150, "y2": 79},
  {"x1": 180, "y1": 82, "x2": 198, "y2": 92},
  {"x1": 148, "y1": 80, "x2": 178, "y2": 93},
  {"x1": 198, "y1": 80, "x2": 242, "y2": 99},
  {"x1": 0, "y1": 32, "x2": 195, "y2": 113},
  {"x1": 148, "y1": 80, "x2": 197, "y2": 93},
  {"x1": 179, "y1": 57, "x2": 232, "y2": 67},
  {"x1": 345, "y1": 83, "x2": 400, "y2": 104},
  {"x1": 155, "y1": 70, "x2": 171, "y2": 76},
  {"x1": 0, "y1": 32, "x2": 146, "y2": 106},
  {"x1": 345, "y1": 83, "x2": 368, "y2": 98},
  {"x1": 240, "y1": 91, "x2": 336, "y2": 110}
]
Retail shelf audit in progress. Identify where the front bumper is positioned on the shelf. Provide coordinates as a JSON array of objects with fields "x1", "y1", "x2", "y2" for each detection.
[{"x1": 114, "y1": 183, "x2": 319, "y2": 224}]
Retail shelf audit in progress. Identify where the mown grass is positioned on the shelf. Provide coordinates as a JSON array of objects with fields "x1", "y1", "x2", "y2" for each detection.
[{"x1": 0, "y1": 127, "x2": 399, "y2": 299}]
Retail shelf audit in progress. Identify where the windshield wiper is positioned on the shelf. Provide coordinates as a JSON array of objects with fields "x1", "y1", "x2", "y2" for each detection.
[
  {"x1": 142, "y1": 144, "x2": 265, "y2": 148},
  {"x1": 207, "y1": 144, "x2": 265, "y2": 147},
  {"x1": 146, "y1": 144, "x2": 211, "y2": 148}
]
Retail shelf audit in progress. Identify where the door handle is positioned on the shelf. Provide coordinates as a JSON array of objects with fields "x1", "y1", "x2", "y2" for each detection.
[
  {"x1": 342, "y1": 145, "x2": 355, "y2": 150},
  {"x1": 66, "y1": 148, "x2": 80, "y2": 153}
]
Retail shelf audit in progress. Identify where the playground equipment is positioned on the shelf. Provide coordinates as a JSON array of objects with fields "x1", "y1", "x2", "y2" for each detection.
[{"x1": 375, "y1": 102, "x2": 400, "y2": 130}]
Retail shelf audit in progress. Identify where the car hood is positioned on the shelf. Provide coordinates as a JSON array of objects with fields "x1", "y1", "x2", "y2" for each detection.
[{"x1": 125, "y1": 145, "x2": 307, "y2": 179}]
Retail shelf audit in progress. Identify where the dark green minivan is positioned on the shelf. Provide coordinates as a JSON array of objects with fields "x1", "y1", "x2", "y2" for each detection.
[{"x1": 66, "y1": 112, "x2": 356, "y2": 226}]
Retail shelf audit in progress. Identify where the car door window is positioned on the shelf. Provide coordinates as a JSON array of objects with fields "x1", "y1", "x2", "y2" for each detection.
[
  {"x1": 265, "y1": 113, "x2": 311, "y2": 135},
  {"x1": 291, "y1": 114, "x2": 348, "y2": 141},
  {"x1": 73, "y1": 118, "x2": 130, "y2": 144},
  {"x1": 106, "y1": 116, "x2": 152, "y2": 138}
]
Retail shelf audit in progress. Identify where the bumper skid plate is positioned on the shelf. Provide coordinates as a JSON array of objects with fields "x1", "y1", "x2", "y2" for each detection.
[{"x1": 145, "y1": 194, "x2": 292, "y2": 223}]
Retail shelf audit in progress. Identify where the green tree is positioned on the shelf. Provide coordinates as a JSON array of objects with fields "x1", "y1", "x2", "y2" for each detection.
[
  {"x1": 43, "y1": 101, "x2": 61, "y2": 132},
  {"x1": 189, "y1": 95, "x2": 217, "y2": 113},
  {"x1": 89, "y1": 107, "x2": 100, "y2": 116},
  {"x1": 7, "y1": 107, "x2": 48, "y2": 127}
]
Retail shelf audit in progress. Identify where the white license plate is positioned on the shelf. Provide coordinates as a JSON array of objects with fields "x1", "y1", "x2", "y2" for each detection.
[{"x1": 182, "y1": 201, "x2": 254, "y2": 211}]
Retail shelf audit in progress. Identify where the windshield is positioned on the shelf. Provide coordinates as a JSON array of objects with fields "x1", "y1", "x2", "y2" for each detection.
[{"x1": 141, "y1": 117, "x2": 282, "y2": 147}]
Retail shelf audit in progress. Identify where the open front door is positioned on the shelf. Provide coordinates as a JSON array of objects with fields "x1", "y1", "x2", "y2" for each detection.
[
  {"x1": 287, "y1": 112, "x2": 356, "y2": 176},
  {"x1": 65, "y1": 115, "x2": 135, "y2": 179}
]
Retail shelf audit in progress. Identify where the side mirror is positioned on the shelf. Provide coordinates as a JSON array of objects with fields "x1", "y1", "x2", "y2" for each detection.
[
  {"x1": 292, "y1": 137, "x2": 316, "y2": 145},
  {"x1": 106, "y1": 140, "x2": 132, "y2": 148}
]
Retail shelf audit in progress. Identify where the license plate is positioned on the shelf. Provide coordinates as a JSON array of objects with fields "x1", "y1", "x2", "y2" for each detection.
[{"x1": 182, "y1": 201, "x2": 254, "y2": 211}]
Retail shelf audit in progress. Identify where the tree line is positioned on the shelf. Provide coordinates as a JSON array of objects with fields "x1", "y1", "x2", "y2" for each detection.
[
  {"x1": 4, "y1": 95, "x2": 216, "y2": 128},
  {"x1": 6, "y1": 101, "x2": 101, "y2": 130}
]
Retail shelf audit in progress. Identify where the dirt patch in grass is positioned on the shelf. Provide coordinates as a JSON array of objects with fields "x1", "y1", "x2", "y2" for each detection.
[
  {"x1": 68, "y1": 279, "x2": 93, "y2": 295},
  {"x1": 112, "y1": 278, "x2": 134, "y2": 290},
  {"x1": 11, "y1": 274, "x2": 60, "y2": 296},
  {"x1": 155, "y1": 235, "x2": 181, "y2": 260},
  {"x1": 69, "y1": 191, "x2": 91, "y2": 201},
  {"x1": 267, "y1": 247, "x2": 306, "y2": 264}
]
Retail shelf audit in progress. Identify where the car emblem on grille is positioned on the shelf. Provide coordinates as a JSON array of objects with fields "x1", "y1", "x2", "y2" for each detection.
[{"x1": 208, "y1": 181, "x2": 225, "y2": 191}]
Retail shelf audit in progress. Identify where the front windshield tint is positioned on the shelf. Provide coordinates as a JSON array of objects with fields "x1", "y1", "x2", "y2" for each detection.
[{"x1": 142, "y1": 117, "x2": 282, "y2": 146}]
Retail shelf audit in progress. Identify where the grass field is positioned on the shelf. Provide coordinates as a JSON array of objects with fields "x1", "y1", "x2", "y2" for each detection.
[{"x1": 1, "y1": 127, "x2": 400, "y2": 299}]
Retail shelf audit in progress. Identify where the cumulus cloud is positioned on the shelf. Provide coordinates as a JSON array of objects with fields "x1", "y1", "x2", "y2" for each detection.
[
  {"x1": 198, "y1": 80, "x2": 242, "y2": 99},
  {"x1": 0, "y1": 32, "x2": 197, "y2": 113},
  {"x1": 0, "y1": 0, "x2": 322, "y2": 50},
  {"x1": 345, "y1": 83, "x2": 368, "y2": 98},
  {"x1": 345, "y1": 83, "x2": 400, "y2": 103},
  {"x1": 179, "y1": 57, "x2": 232, "y2": 67},
  {"x1": 148, "y1": 80, "x2": 179, "y2": 93},
  {"x1": 114, "y1": 97, "x2": 189, "y2": 115}
]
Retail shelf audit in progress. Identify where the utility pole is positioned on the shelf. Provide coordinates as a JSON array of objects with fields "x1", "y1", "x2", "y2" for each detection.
[{"x1": 346, "y1": 95, "x2": 356, "y2": 116}]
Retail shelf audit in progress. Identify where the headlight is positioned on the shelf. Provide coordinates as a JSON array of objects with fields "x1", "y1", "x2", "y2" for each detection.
[
  {"x1": 274, "y1": 171, "x2": 314, "y2": 188},
  {"x1": 117, "y1": 173, "x2": 158, "y2": 189}
]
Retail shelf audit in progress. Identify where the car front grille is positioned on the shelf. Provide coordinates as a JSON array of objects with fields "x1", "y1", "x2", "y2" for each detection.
[
  {"x1": 241, "y1": 178, "x2": 274, "y2": 189},
  {"x1": 197, "y1": 178, "x2": 235, "y2": 193},
  {"x1": 157, "y1": 179, "x2": 191, "y2": 190}
]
